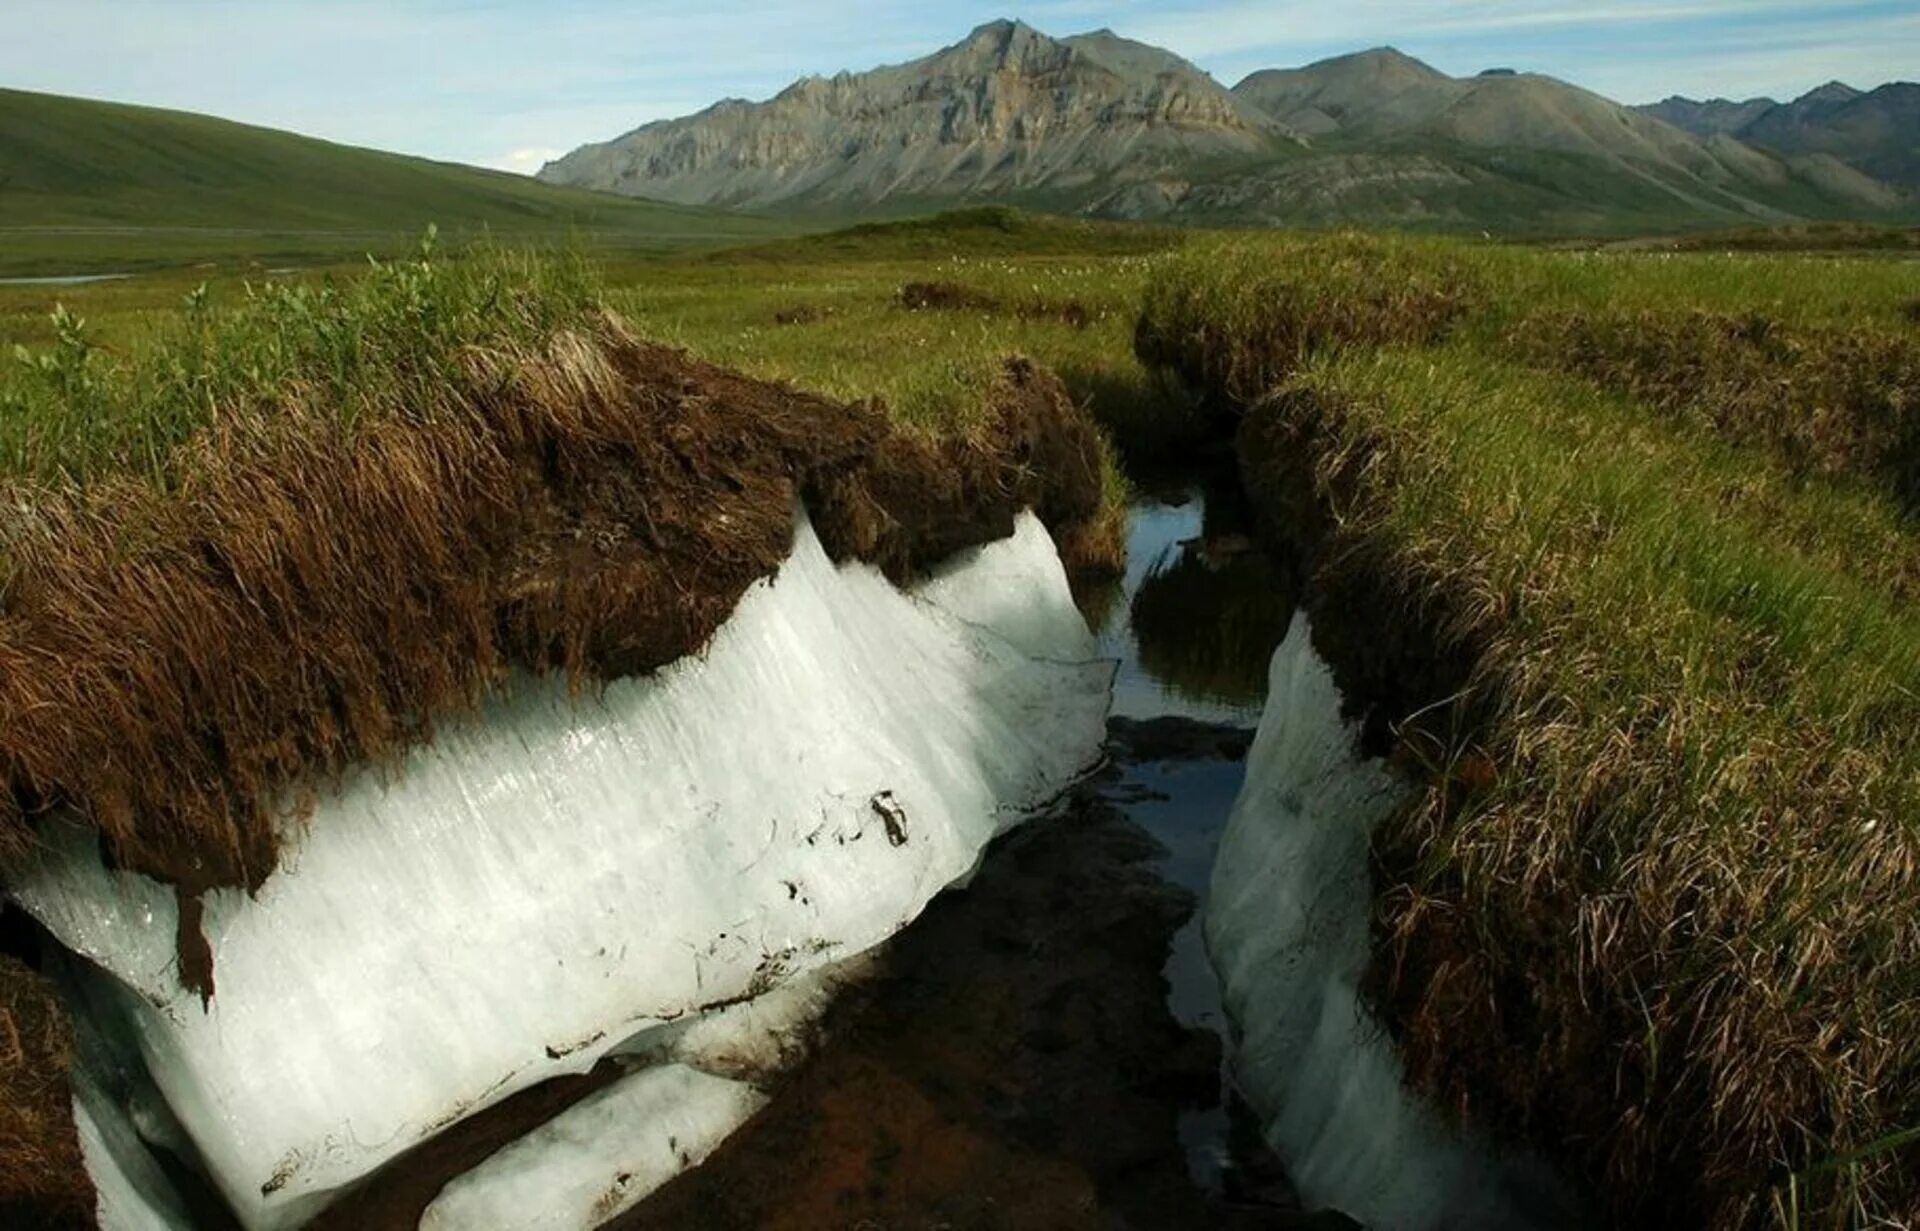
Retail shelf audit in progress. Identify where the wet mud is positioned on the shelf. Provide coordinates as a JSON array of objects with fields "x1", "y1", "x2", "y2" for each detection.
[{"x1": 616, "y1": 723, "x2": 1341, "y2": 1231}]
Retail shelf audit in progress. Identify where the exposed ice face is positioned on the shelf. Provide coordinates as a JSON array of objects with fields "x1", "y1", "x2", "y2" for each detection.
[
  {"x1": 14, "y1": 510, "x2": 1107, "y2": 1230},
  {"x1": 73, "y1": 1083, "x2": 194, "y2": 1231},
  {"x1": 418, "y1": 1064, "x2": 767, "y2": 1231},
  {"x1": 1205, "y1": 615, "x2": 1570, "y2": 1231}
]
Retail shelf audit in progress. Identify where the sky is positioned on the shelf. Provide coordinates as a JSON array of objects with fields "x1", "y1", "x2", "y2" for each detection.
[{"x1": 4, "y1": 1, "x2": 1915, "y2": 174}]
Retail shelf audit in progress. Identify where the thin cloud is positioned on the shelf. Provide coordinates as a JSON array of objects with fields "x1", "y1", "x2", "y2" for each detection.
[{"x1": 496, "y1": 147, "x2": 565, "y2": 175}]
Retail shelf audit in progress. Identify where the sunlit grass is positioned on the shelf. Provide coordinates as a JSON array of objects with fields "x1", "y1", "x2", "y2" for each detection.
[{"x1": 1137, "y1": 231, "x2": 1920, "y2": 1229}]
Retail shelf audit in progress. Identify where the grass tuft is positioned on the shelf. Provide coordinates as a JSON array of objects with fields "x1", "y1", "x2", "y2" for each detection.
[
  {"x1": 1132, "y1": 232, "x2": 1482, "y2": 412},
  {"x1": 1139, "y1": 233, "x2": 1920, "y2": 1229}
]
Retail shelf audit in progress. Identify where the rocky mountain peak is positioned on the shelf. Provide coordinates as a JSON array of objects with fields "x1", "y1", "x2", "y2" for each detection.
[
  {"x1": 538, "y1": 22, "x2": 1914, "y2": 224},
  {"x1": 1797, "y1": 80, "x2": 1864, "y2": 106},
  {"x1": 538, "y1": 20, "x2": 1294, "y2": 211},
  {"x1": 957, "y1": 17, "x2": 1055, "y2": 67}
]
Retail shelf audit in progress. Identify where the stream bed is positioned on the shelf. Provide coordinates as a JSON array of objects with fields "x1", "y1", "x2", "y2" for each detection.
[{"x1": 603, "y1": 479, "x2": 1329, "y2": 1229}]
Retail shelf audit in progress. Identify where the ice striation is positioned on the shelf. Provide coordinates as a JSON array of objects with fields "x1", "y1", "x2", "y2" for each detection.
[
  {"x1": 418, "y1": 1064, "x2": 767, "y2": 1231},
  {"x1": 13, "y1": 509, "x2": 1108, "y2": 1230},
  {"x1": 1205, "y1": 615, "x2": 1570, "y2": 1230}
]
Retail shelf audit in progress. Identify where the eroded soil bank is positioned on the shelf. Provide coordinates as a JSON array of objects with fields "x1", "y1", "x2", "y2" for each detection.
[{"x1": 1, "y1": 327, "x2": 1125, "y2": 1226}]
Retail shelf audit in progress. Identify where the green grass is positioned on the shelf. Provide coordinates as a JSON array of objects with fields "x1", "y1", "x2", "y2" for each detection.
[
  {"x1": 0, "y1": 87, "x2": 798, "y2": 276},
  {"x1": 7, "y1": 206, "x2": 1920, "y2": 1226},
  {"x1": 0, "y1": 235, "x2": 603, "y2": 486},
  {"x1": 1135, "y1": 231, "x2": 1920, "y2": 1229},
  {"x1": 600, "y1": 211, "x2": 1200, "y2": 503}
]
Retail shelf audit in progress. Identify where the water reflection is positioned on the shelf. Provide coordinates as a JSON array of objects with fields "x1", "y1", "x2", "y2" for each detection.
[
  {"x1": 1082, "y1": 476, "x2": 1303, "y2": 1204},
  {"x1": 0, "y1": 274, "x2": 134, "y2": 287},
  {"x1": 1078, "y1": 481, "x2": 1296, "y2": 725}
]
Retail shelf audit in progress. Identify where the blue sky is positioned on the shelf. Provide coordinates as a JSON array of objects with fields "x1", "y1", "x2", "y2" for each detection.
[{"x1": 5, "y1": 1, "x2": 1915, "y2": 173}]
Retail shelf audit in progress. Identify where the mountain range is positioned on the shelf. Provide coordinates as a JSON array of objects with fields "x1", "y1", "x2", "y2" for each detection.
[
  {"x1": 540, "y1": 19, "x2": 1917, "y2": 233},
  {"x1": 1641, "y1": 82, "x2": 1920, "y2": 190}
]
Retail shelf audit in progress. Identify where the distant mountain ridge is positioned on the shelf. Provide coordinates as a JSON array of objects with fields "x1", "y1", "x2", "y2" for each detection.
[
  {"x1": 1643, "y1": 81, "x2": 1920, "y2": 190},
  {"x1": 541, "y1": 21, "x2": 1296, "y2": 212},
  {"x1": 542, "y1": 22, "x2": 1917, "y2": 233}
]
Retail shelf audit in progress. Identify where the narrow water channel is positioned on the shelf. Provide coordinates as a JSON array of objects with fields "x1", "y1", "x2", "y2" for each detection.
[
  {"x1": 621, "y1": 477, "x2": 1312, "y2": 1229},
  {"x1": 1080, "y1": 476, "x2": 1301, "y2": 1204}
]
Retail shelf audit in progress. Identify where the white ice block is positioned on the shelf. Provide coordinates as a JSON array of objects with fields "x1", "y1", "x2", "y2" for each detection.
[
  {"x1": 417, "y1": 1064, "x2": 767, "y2": 1231},
  {"x1": 1205, "y1": 615, "x2": 1567, "y2": 1231},
  {"x1": 609, "y1": 951, "x2": 875, "y2": 1083},
  {"x1": 15, "y1": 509, "x2": 1107, "y2": 1229},
  {"x1": 914, "y1": 513, "x2": 1101, "y2": 662},
  {"x1": 73, "y1": 1086, "x2": 194, "y2": 1231}
]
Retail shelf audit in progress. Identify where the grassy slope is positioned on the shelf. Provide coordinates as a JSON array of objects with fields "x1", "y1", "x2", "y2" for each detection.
[
  {"x1": 1135, "y1": 232, "x2": 1920, "y2": 1229},
  {"x1": 0, "y1": 87, "x2": 795, "y2": 274}
]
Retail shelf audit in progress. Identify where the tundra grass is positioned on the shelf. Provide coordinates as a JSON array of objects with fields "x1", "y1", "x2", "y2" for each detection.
[
  {"x1": 603, "y1": 223, "x2": 1189, "y2": 514},
  {"x1": 0, "y1": 86, "x2": 799, "y2": 277},
  {"x1": 1294, "y1": 351, "x2": 1920, "y2": 1230},
  {"x1": 1136, "y1": 232, "x2": 1920, "y2": 1228}
]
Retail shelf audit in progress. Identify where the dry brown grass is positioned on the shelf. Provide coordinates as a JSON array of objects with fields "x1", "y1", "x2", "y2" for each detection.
[
  {"x1": 0, "y1": 323, "x2": 1108, "y2": 900},
  {"x1": 0, "y1": 957, "x2": 93, "y2": 1228}
]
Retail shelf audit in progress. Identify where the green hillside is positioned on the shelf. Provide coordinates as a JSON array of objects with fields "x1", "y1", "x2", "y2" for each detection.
[{"x1": 0, "y1": 88, "x2": 795, "y2": 274}]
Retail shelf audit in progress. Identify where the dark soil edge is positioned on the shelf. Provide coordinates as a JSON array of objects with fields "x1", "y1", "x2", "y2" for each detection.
[{"x1": 0, "y1": 327, "x2": 1119, "y2": 1226}]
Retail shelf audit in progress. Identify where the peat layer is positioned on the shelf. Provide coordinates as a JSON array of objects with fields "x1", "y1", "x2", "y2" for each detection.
[
  {"x1": 1136, "y1": 235, "x2": 1920, "y2": 1229},
  {"x1": 0, "y1": 317, "x2": 1116, "y2": 1227}
]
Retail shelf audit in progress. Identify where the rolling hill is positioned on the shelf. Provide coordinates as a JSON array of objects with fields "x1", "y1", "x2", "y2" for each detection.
[
  {"x1": 0, "y1": 87, "x2": 791, "y2": 273},
  {"x1": 543, "y1": 25, "x2": 1914, "y2": 235}
]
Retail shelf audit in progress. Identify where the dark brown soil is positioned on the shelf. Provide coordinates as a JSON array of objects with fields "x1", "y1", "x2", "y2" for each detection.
[
  {"x1": 612, "y1": 771, "x2": 1325, "y2": 1231},
  {"x1": 896, "y1": 281, "x2": 1094, "y2": 329},
  {"x1": 0, "y1": 955, "x2": 94, "y2": 1229},
  {"x1": 897, "y1": 281, "x2": 1000, "y2": 312},
  {"x1": 772, "y1": 305, "x2": 834, "y2": 326},
  {"x1": 0, "y1": 333, "x2": 1110, "y2": 900}
]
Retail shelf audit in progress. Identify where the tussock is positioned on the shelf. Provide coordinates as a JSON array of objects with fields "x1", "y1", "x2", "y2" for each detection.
[
  {"x1": 0, "y1": 321, "x2": 1108, "y2": 900},
  {"x1": 1132, "y1": 232, "x2": 1479, "y2": 413},
  {"x1": 1140, "y1": 238, "x2": 1920, "y2": 1229},
  {"x1": 1513, "y1": 307, "x2": 1920, "y2": 515}
]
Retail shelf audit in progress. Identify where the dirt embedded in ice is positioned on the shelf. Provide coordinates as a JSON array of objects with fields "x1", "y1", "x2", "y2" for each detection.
[
  {"x1": 615, "y1": 735, "x2": 1345, "y2": 1230},
  {"x1": 616, "y1": 480, "x2": 1345, "y2": 1230}
]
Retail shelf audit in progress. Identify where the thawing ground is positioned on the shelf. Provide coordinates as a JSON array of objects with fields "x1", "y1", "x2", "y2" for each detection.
[{"x1": 612, "y1": 481, "x2": 1331, "y2": 1229}]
